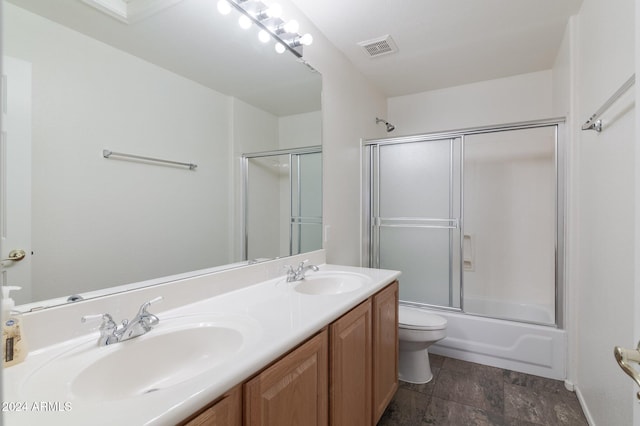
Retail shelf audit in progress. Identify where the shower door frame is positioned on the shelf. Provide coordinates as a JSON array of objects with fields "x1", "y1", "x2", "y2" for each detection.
[
  {"x1": 241, "y1": 145, "x2": 322, "y2": 261},
  {"x1": 367, "y1": 137, "x2": 461, "y2": 309},
  {"x1": 363, "y1": 117, "x2": 566, "y2": 327}
]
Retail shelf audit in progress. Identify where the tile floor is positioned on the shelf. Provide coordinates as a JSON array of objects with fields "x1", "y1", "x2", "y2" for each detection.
[{"x1": 377, "y1": 354, "x2": 588, "y2": 426}]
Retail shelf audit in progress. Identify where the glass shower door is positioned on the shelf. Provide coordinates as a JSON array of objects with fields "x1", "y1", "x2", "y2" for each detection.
[
  {"x1": 245, "y1": 154, "x2": 289, "y2": 260},
  {"x1": 243, "y1": 148, "x2": 322, "y2": 261},
  {"x1": 463, "y1": 127, "x2": 556, "y2": 324},
  {"x1": 371, "y1": 138, "x2": 461, "y2": 308},
  {"x1": 290, "y1": 152, "x2": 322, "y2": 255},
  {"x1": 366, "y1": 121, "x2": 561, "y2": 325}
]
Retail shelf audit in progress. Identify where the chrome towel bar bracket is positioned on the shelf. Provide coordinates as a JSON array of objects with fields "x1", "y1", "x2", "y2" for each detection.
[{"x1": 582, "y1": 74, "x2": 635, "y2": 133}]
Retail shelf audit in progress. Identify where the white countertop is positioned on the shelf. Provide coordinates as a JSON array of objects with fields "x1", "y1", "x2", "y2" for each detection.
[{"x1": 3, "y1": 263, "x2": 400, "y2": 425}]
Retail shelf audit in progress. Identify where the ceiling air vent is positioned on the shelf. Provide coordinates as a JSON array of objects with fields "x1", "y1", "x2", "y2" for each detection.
[{"x1": 358, "y1": 35, "x2": 398, "y2": 58}]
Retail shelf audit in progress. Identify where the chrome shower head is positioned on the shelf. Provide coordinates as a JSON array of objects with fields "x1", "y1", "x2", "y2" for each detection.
[{"x1": 376, "y1": 117, "x2": 395, "y2": 132}]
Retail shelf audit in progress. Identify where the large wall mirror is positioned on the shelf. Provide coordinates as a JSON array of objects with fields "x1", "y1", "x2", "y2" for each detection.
[{"x1": 1, "y1": 0, "x2": 322, "y2": 309}]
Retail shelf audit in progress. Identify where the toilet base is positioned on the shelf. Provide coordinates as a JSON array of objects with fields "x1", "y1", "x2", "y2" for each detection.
[{"x1": 398, "y1": 349, "x2": 433, "y2": 384}]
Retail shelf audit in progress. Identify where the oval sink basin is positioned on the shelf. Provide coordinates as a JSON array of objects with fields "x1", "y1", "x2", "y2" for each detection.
[
  {"x1": 294, "y1": 272, "x2": 369, "y2": 295},
  {"x1": 20, "y1": 314, "x2": 260, "y2": 402},
  {"x1": 72, "y1": 325, "x2": 242, "y2": 400}
]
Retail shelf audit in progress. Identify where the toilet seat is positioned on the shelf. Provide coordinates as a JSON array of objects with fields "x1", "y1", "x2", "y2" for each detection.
[{"x1": 399, "y1": 306, "x2": 447, "y2": 331}]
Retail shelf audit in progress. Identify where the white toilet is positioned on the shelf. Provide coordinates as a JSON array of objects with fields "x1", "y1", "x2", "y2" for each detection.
[{"x1": 398, "y1": 305, "x2": 448, "y2": 384}]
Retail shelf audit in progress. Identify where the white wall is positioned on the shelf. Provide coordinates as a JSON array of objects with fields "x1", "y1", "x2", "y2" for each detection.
[
  {"x1": 388, "y1": 70, "x2": 554, "y2": 134},
  {"x1": 279, "y1": 111, "x2": 322, "y2": 149},
  {"x1": 555, "y1": 0, "x2": 637, "y2": 424}
]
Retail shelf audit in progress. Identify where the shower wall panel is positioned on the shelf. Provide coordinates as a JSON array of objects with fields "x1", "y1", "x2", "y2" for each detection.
[{"x1": 463, "y1": 128, "x2": 556, "y2": 324}]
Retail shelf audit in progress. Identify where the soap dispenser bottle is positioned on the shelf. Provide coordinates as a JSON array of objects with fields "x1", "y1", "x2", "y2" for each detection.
[{"x1": 2, "y1": 286, "x2": 27, "y2": 367}]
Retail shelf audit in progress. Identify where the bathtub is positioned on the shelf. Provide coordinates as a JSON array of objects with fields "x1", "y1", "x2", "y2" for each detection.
[
  {"x1": 421, "y1": 304, "x2": 566, "y2": 380},
  {"x1": 463, "y1": 297, "x2": 555, "y2": 325}
]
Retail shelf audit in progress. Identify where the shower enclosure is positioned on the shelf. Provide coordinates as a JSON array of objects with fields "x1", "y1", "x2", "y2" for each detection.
[
  {"x1": 242, "y1": 146, "x2": 322, "y2": 261},
  {"x1": 364, "y1": 119, "x2": 563, "y2": 327}
]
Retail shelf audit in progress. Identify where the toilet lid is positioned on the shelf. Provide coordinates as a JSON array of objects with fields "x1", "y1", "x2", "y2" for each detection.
[{"x1": 399, "y1": 306, "x2": 447, "y2": 330}]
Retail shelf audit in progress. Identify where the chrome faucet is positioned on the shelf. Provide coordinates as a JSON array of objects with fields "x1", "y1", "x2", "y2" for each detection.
[
  {"x1": 285, "y1": 260, "x2": 319, "y2": 282},
  {"x1": 81, "y1": 296, "x2": 163, "y2": 346}
]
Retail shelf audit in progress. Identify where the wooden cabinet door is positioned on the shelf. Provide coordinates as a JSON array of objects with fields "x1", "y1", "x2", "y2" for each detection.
[
  {"x1": 329, "y1": 299, "x2": 372, "y2": 426},
  {"x1": 244, "y1": 329, "x2": 328, "y2": 426},
  {"x1": 181, "y1": 385, "x2": 242, "y2": 426},
  {"x1": 372, "y1": 281, "x2": 399, "y2": 424}
]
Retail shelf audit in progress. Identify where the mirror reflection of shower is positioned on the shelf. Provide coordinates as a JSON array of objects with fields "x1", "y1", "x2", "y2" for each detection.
[
  {"x1": 376, "y1": 117, "x2": 395, "y2": 132},
  {"x1": 242, "y1": 147, "x2": 322, "y2": 261}
]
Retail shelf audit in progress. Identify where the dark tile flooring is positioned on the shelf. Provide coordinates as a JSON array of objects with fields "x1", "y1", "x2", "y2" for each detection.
[{"x1": 378, "y1": 354, "x2": 588, "y2": 426}]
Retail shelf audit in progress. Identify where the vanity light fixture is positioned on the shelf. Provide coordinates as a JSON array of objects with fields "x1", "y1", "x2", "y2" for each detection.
[
  {"x1": 282, "y1": 20, "x2": 299, "y2": 34},
  {"x1": 255, "y1": 3, "x2": 282, "y2": 20},
  {"x1": 238, "y1": 14, "x2": 252, "y2": 29},
  {"x1": 258, "y1": 29, "x2": 271, "y2": 43},
  {"x1": 217, "y1": 0, "x2": 312, "y2": 58},
  {"x1": 289, "y1": 33, "x2": 313, "y2": 47},
  {"x1": 216, "y1": 0, "x2": 232, "y2": 15}
]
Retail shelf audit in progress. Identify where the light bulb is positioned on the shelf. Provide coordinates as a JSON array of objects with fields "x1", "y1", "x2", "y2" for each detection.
[
  {"x1": 267, "y1": 3, "x2": 282, "y2": 18},
  {"x1": 299, "y1": 33, "x2": 313, "y2": 46},
  {"x1": 238, "y1": 14, "x2": 252, "y2": 29},
  {"x1": 283, "y1": 19, "x2": 299, "y2": 33},
  {"x1": 258, "y1": 30, "x2": 271, "y2": 43},
  {"x1": 217, "y1": 0, "x2": 231, "y2": 15},
  {"x1": 275, "y1": 43, "x2": 286, "y2": 54}
]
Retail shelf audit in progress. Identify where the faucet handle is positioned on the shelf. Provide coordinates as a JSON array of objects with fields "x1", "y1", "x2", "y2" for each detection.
[
  {"x1": 137, "y1": 296, "x2": 163, "y2": 330},
  {"x1": 82, "y1": 313, "x2": 119, "y2": 346},
  {"x1": 81, "y1": 313, "x2": 117, "y2": 331},
  {"x1": 138, "y1": 296, "x2": 163, "y2": 315},
  {"x1": 81, "y1": 313, "x2": 112, "y2": 323}
]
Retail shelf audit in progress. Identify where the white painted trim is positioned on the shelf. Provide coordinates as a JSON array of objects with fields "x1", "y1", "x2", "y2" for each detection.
[
  {"x1": 575, "y1": 385, "x2": 596, "y2": 426},
  {"x1": 81, "y1": 0, "x2": 185, "y2": 24},
  {"x1": 634, "y1": 0, "x2": 640, "y2": 424}
]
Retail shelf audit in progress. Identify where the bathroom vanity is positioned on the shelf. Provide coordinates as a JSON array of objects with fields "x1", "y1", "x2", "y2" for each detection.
[
  {"x1": 3, "y1": 253, "x2": 400, "y2": 426},
  {"x1": 182, "y1": 281, "x2": 398, "y2": 426}
]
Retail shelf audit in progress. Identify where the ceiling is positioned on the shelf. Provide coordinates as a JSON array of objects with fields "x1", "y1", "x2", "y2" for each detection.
[
  {"x1": 289, "y1": 0, "x2": 583, "y2": 97},
  {"x1": 7, "y1": 0, "x2": 584, "y2": 105}
]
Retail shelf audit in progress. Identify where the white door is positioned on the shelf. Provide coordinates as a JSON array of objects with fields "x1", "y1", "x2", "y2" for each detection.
[
  {"x1": 635, "y1": 52, "x2": 640, "y2": 425},
  {"x1": 1, "y1": 56, "x2": 32, "y2": 305}
]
